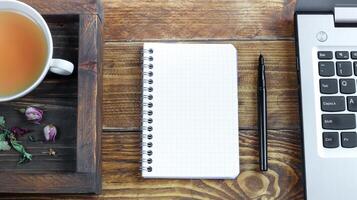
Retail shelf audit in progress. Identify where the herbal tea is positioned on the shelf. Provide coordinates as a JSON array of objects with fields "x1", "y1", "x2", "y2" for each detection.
[{"x1": 0, "y1": 11, "x2": 47, "y2": 97}]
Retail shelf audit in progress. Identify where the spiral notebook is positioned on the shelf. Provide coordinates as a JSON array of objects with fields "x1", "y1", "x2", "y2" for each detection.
[{"x1": 141, "y1": 43, "x2": 239, "y2": 179}]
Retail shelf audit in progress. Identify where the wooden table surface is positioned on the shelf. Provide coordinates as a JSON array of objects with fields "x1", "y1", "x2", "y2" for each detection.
[{"x1": 2, "y1": 0, "x2": 303, "y2": 199}]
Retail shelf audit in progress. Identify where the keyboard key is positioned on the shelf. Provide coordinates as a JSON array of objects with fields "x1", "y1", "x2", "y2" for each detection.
[
  {"x1": 321, "y1": 96, "x2": 345, "y2": 112},
  {"x1": 336, "y1": 51, "x2": 349, "y2": 60},
  {"x1": 320, "y1": 79, "x2": 338, "y2": 94},
  {"x1": 340, "y1": 79, "x2": 356, "y2": 94},
  {"x1": 336, "y1": 62, "x2": 353, "y2": 76},
  {"x1": 347, "y1": 96, "x2": 357, "y2": 111},
  {"x1": 354, "y1": 62, "x2": 357, "y2": 76},
  {"x1": 323, "y1": 132, "x2": 339, "y2": 148},
  {"x1": 319, "y1": 62, "x2": 335, "y2": 77},
  {"x1": 341, "y1": 132, "x2": 357, "y2": 148},
  {"x1": 352, "y1": 52, "x2": 357, "y2": 59},
  {"x1": 318, "y1": 51, "x2": 333, "y2": 60},
  {"x1": 322, "y1": 114, "x2": 356, "y2": 130}
]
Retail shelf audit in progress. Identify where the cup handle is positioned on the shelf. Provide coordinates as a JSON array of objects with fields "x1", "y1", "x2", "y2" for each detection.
[{"x1": 49, "y1": 59, "x2": 74, "y2": 76}]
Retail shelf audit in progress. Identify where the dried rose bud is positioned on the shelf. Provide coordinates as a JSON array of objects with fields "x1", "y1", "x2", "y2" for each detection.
[
  {"x1": 22, "y1": 107, "x2": 44, "y2": 124},
  {"x1": 11, "y1": 127, "x2": 30, "y2": 138},
  {"x1": 44, "y1": 124, "x2": 57, "y2": 142}
]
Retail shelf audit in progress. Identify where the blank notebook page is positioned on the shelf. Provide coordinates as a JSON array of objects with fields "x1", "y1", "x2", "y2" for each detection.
[{"x1": 142, "y1": 43, "x2": 239, "y2": 179}]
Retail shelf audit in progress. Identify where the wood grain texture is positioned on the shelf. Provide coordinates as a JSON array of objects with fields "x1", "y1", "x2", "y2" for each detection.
[
  {"x1": 103, "y1": 0, "x2": 296, "y2": 41},
  {"x1": 0, "y1": 173, "x2": 96, "y2": 194},
  {"x1": 2, "y1": 0, "x2": 305, "y2": 198},
  {"x1": 21, "y1": 0, "x2": 102, "y2": 16},
  {"x1": 0, "y1": 15, "x2": 79, "y2": 172},
  {"x1": 77, "y1": 14, "x2": 103, "y2": 193},
  {"x1": 0, "y1": 13, "x2": 102, "y2": 194},
  {"x1": 103, "y1": 41, "x2": 299, "y2": 130},
  {"x1": 0, "y1": 131, "x2": 303, "y2": 199},
  {"x1": 100, "y1": 131, "x2": 303, "y2": 199}
]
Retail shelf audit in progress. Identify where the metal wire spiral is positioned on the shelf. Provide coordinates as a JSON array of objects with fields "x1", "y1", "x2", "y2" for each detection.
[{"x1": 142, "y1": 48, "x2": 154, "y2": 173}]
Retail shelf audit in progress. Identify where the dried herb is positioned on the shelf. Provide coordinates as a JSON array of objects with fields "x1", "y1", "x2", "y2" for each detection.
[
  {"x1": 28, "y1": 135, "x2": 36, "y2": 142},
  {"x1": 0, "y1": 141, "x2": 11, "y2": 151},
  {"x1": 0, "y1": 116, "x2": 32, "y2": 164},
  {"x1": 9, "y1": 134, "x2": 32, "y2": 164},
  {"x1": 0, "y1": 118, "x2": 12, "y2": 151},
  {"x1": 1, "y1": 105, "x2": 59, "y2": 164},
  {"x1": 0, "y1": 116, "x2": 5, "y2": 127}
]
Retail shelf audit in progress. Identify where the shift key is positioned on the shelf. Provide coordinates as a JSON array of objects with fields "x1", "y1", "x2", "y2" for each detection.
[{"x1": 322, "y1": 114, "x2": 356, "y2": 130}]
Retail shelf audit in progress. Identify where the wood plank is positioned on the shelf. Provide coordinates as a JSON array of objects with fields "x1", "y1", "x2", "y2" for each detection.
[
  {"x1": 103, "y1": 41, "x2": 299, "y2": 130},
  {"x1": 0, "y1": 103, "x2": 77, "y2": 172},
  {"x1": 0, "y1": 13, "x2": 102, "y2": 194},
  {"x1": 76, "y1": 14, "x2": 102, "y2": 193},
  {"x1": 0, "y1": 147, "x2": 76, "y2": 172},
  {"x1": 101, "y1": 131, "x2": 303, "y2": 199},
  {"x1": 0, "y1": 173, "x2": 96, "y2": 194},
  {"x1": 22, "y1": 0, "x2": 101, "y2": 16},
  {"x1": 2, "y1": 0, "x2": 303, "y2": 197},
  {"x1": 0, "y1": 15, "x2": 78, "y2": 173},
  {"x1": 103, "y1": 0, "x2": 296, "y2": 41},
  {"x1": 0, "y1": 131, "x2": 304, "y2": 199}
]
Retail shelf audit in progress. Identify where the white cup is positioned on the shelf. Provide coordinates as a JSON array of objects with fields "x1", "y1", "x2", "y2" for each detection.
[{"x1": 0, "y1": 0, "x2": 74, "y2": 102}]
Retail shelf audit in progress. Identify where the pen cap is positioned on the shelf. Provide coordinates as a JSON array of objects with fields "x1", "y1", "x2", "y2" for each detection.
[{"x1": 258, "y1": 54, "x2": 266, "y2": 88}]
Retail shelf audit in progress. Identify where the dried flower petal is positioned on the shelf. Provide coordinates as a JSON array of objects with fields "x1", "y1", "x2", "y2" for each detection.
[
  {"x1": 24, "y1": 107, "x2": 44, "y2": 124},
  {"x1": 11, "y1": 127, "x2": 30, "y2": 138},
  {"x1": 48, "y1": 148, "x2": 56, "y2": 156},
  {"x1": 44, "y1": 124, "x2": 57, "y2": 142}
]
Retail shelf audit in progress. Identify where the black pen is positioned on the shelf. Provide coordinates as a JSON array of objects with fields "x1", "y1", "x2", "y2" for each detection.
[{"x1": 258, "y1": 54, "x2": 268, "y2": 171}]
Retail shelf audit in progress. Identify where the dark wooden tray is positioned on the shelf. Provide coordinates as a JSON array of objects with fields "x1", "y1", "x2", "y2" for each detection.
[{"x1": 0, "y1": 13, "x2": 102, "y2": 194}]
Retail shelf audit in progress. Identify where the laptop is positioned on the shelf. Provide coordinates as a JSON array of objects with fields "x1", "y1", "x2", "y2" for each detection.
[{"x1": 296, "y1": 0, "x2": 357, "y2": 199}]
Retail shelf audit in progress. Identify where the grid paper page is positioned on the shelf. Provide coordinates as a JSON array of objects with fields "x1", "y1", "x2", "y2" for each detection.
[{"x1": 142, "y1": 43, "x2": 239, "y2": 179}]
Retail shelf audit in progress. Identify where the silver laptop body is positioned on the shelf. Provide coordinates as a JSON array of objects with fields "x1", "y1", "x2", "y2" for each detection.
[{"x1": 296, "y1": 0, "x2": 357, "y2": 199}]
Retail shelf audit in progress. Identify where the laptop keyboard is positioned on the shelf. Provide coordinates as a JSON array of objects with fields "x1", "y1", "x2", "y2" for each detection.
[{"x1": 319, "y1": 51, "x2": 357, "y2": 149}]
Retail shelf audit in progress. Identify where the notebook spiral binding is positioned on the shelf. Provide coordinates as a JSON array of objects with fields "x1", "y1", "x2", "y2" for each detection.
[{"x1": 141, "y1": 48, "x2": 154, "y2": 173}]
